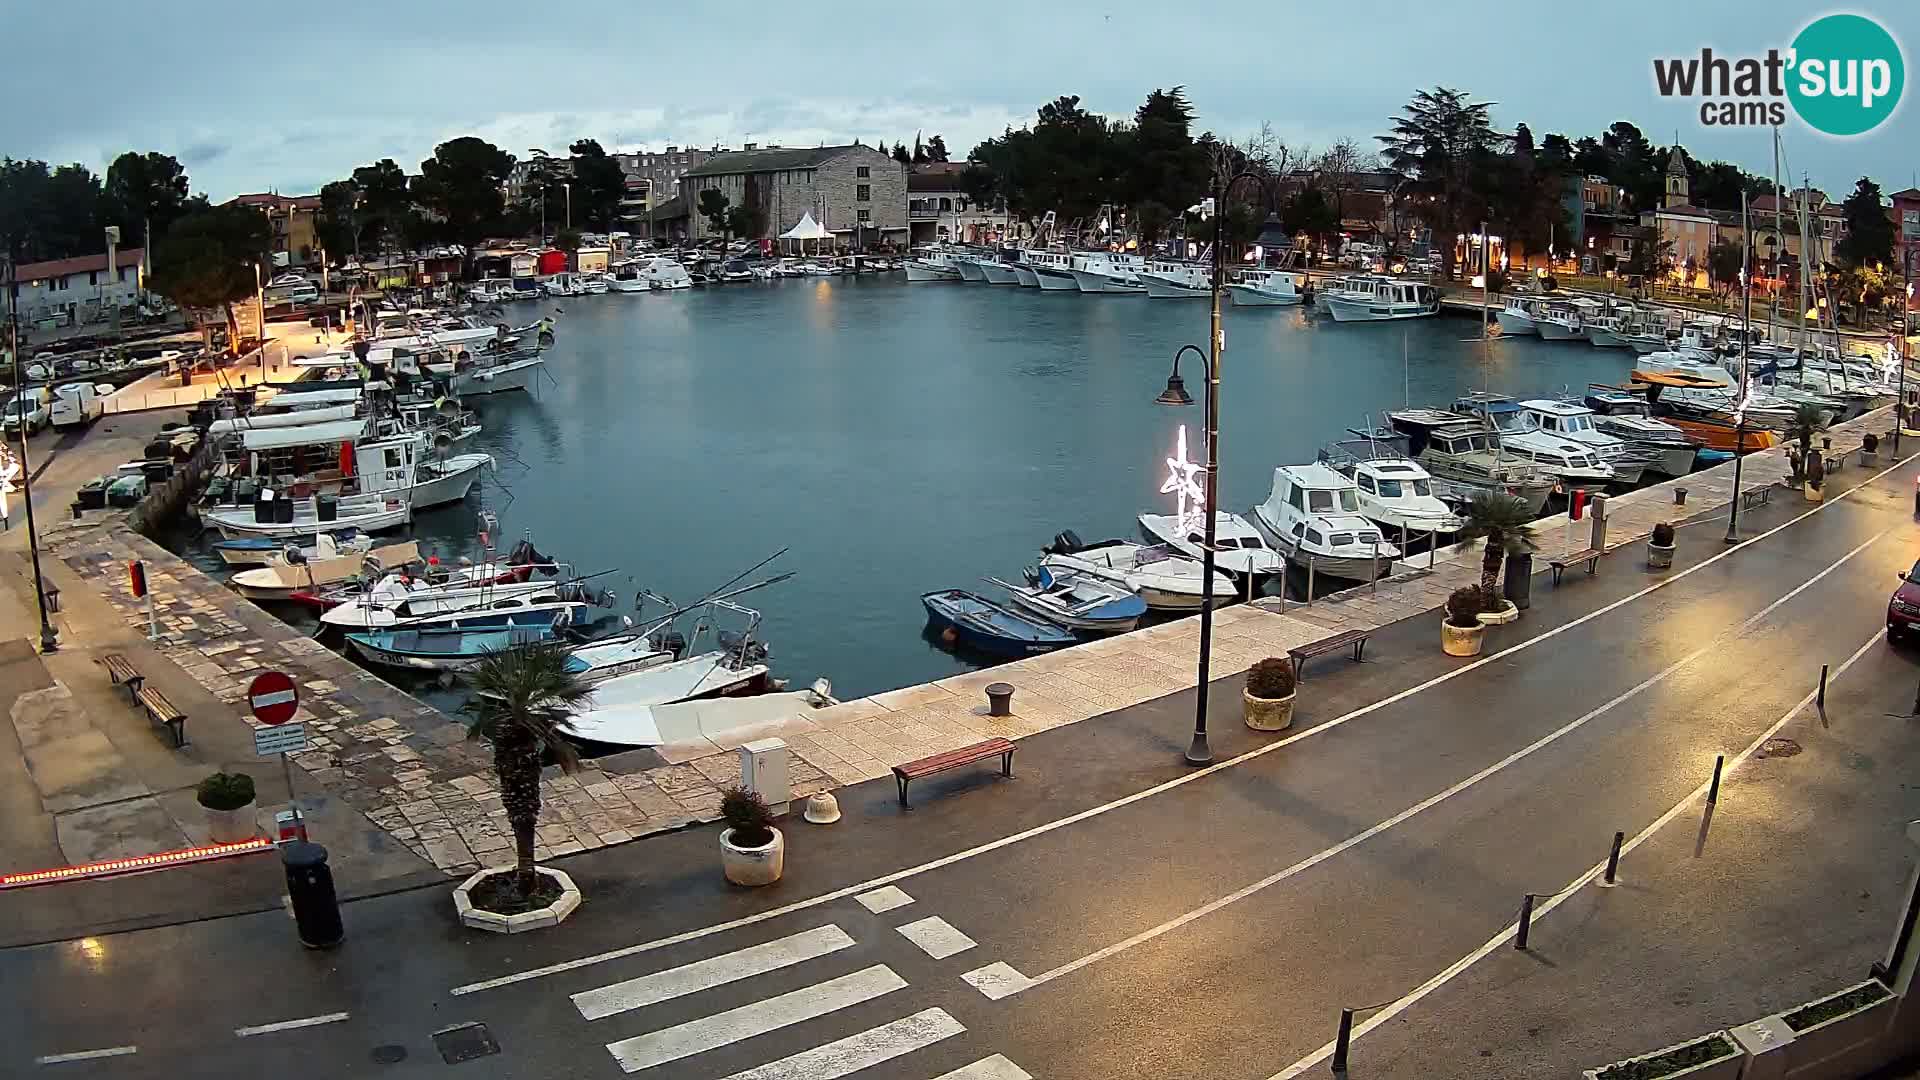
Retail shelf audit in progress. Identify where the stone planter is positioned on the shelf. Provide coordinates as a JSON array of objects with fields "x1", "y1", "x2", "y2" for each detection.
[
  {"x1": 1777, "y1": 979, "x2": 1896, "y2": 1076},
  {"x1": 453, "y1": 866, "x2": 582, "y2": 934},
  {"x1": 1581, "y1": 1031, "x2": 1742, "y2": 1080},
  {"x1": 1804, "y1": 483, "x2": 1824, "y2": 502},
  {"x1": 1647, "y1": 541, "x2": 1675, "y2": 570},
  {"x1": 1441, "y1": 619, "x2": 1485, "y2": 657},
  {"x1": 721, "y1": 826, "x2": 785, "y2": 887},
  {"x1": 1243, "y1": 688, "x2": 1296, "y2": 732},
  {"x1": 1861, "y1": 450, "x2": 1879, "y2": 467},
  {"x1": 1477, "y1": 600, "x2": 1519, "y2": 626},
  {"x1": 204, "y1": 800, "x2": 258, "y2": 844}
]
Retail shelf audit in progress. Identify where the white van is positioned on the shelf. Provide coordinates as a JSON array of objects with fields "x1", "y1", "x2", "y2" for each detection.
[{"x1": 51, "y1": 382, "x2": 107, "y2": 429}]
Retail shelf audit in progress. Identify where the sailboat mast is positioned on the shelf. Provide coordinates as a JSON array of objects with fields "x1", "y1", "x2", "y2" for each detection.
[{"x1": 1769, "y1": 127, "x2": 1782, "y2": 339}]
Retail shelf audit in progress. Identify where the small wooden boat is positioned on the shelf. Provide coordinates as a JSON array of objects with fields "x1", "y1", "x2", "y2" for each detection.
[
  {"x1": 921, "y1": 589, "x2": 1077, "y2": 658},
  {"x1": 229, "y1": 540, "x2": 420, "y2": 601},
  {"x1": 988, "y1": 566, "x2": 1146, "y2": 634}
]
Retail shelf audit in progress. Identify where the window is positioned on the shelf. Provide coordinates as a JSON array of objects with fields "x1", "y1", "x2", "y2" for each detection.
[
  {"x1": 856, "y1": 165, "x2": 870, "y2": 178},
  {"x1": 1338, "y1": 490, "x2": 1360, "y2": 512},
  {"x1": 856, "y1": 184, "x2": 870, "y2": 202},
  {"x1": 939, "y1": 197, "x2": 952, "y2": 211},
  {"x1": 1287, "y1": 485, "x2": 1306, "y2": 511},
  {"x1": 118, "y1": 267, "x2": 130, "y2": 282},
  {"x1": 1356, "y1": 474, "x2": 1376, "y2": 494},
  {"x1": 1308, "y1": 490, "x2": 1334, "y2": 513},
  {"x1": 1305, "y1": 528, "x2": 1326, "y2": 546},
  {"x1": 384, "y1": 448, "x2": 403, "y2": 469},
  {"x1": 1412, "y1": 478, "x2": 1432, "y2": 496},
  {"x1": 857, "y1": 209, "x2": 871, "y2": 222},
  {"x1": 1374, "y1": 477, "x2": 1402, "y2": 497}
]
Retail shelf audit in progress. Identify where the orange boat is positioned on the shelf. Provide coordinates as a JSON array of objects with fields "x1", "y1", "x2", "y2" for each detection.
[{"x1": 1626, "y1": 371, "x2": 1779, "y2": 453}]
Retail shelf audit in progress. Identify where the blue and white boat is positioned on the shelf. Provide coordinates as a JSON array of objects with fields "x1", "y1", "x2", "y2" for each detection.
[
  {"x1": 344, "y1": 619, "x2": 565, "y2": 672},
  {"x1": 921, "y1": 589, "x2": 1077, "y2": 658},
  {"x1": 213, "y1": 528, "x2": 369, "y2": 567},
  {"x1": 989, "y1": 565, "x2": 1146, "y2": 634}
]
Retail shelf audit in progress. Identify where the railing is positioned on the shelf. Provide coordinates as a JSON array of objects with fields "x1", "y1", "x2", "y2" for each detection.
[{"x1": 909, "y1": 208, "x2": 942, "y2": 220}]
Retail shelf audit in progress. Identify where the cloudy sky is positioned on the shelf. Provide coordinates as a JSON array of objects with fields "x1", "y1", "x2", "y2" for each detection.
[{"x1": 3, "y1": 1, "x2": 1912, "y2": 201}]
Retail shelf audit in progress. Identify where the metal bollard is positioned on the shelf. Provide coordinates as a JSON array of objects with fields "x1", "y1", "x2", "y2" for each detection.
[
  {"x1": 985, "y1": 682, "x2": 1014, "y2": 718},
  {"x1": 1602, "y1": 831, "x2": 1624, "y2": 886},
  {"x1": 1514, "y1": 893, "x2": 1535, "y2": 950},
  {"x1": 282, "y1": 841, "x2": 344, "y2": 949},
  {"x1": 1306, "y1": 555, "x2": 1316, "y2": 606},
  {"x1": 1817, "y1": 664, "x2": 1829, "y2": 728},
  {"x1": 1330, "y1": 1007, "x2": 1354, "y2": 1074},
  {"x1": 1370, "y1": 541, "x2": 1380, "y2": 594},
  {"x1": 1707, "y1": 754, "x2": 1724, "y2": 804}
]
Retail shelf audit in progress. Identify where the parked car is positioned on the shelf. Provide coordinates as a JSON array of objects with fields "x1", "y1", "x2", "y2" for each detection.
[
  {"x1": 1888, "y1": 558, "x2": 1920, "y2": 643},
  {"x1": 3, "y1": 390, "x2": 51, "y2": 435}
]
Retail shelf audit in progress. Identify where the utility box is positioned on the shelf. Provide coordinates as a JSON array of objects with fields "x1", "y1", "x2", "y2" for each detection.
[{"x1": 738, "y1": 738, "x2": 791, "y2": 816}]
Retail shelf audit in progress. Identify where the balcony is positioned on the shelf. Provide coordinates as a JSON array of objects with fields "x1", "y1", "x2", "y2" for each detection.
[{"x1": 910, "y1": 207, "x2": 941, "y2": 220}]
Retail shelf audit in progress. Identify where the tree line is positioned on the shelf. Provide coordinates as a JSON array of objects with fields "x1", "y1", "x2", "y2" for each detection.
[{"x1": 0, "y1": 151, "x2": 197, "y2": 263}]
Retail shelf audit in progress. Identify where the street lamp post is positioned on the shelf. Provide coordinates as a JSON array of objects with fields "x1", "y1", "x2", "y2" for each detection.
[
  {"x1": 563, "y1": 182, "x2": 572, "y2": 231},
  {"x1": 1726, "y1": 193, "x2": 1752, "y2": 545},
  {"x1": 1154, "y1": 167, "x2": 1263, "y2": 766},
  {"x1": 4, "y1": 245, "x2": 58, "y2": 653}
]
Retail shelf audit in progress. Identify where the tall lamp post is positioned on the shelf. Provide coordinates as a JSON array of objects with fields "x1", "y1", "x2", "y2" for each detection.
[
  {"x1": 5, "y1": 245, "x2": 58, "y2": 653},
  {"x1": 1154, "y1": 167, "x2": 1265, "y2": 766}
]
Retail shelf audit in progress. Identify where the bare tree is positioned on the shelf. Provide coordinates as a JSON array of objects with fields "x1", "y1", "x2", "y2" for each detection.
[{"x1": 1313, "y1": 138, "x2": 1374, "y2": 232}]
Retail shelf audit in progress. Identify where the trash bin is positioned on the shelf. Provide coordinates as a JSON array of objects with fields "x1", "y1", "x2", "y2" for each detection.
[
  {"x1": 1503, "y1": 552, "x2": 1533, "y2": 611},
  {"x1": 254, "y1": 492, "x2": 274, "y2": 523},
  {"x1": 316, "y1": 493, "x2": 338, "y2": 523},
  {"x1": 275, "y1": 497, "x2": 296, "y2": 524},
  {"x1": 281, "y1": 841, "x2": 343, "y2": 948}
]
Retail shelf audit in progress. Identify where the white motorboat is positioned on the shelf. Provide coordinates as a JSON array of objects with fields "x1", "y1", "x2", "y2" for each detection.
[
  {"x1": 1227, "y1": 269, "x2": 1302, "y2": 306},
  {"x1": 576, "y1": 273, "x2": 610, "y2": 295},
  {"x1": 1039, "y1": 532, "x2": 1236, "y2": 611},
  {"x1": 206, "y1": 494, "x2": 411, "y2": 539},
  {"x1": 1250, "y1": 464, "x2": 1401, "y2": 581},
  {"x1": 1518, "y1": 399, "x2": 1650, "y2": 486},
  {"x1": 904, "y1": 248, "x2": 965, "y2": 282},
  {"x1": 1452, "y1": 392, "x2": 1615, "y2": 488},
  {"x1": 563, "y1": 631, "x2": 675, "y2": 683},
  {"x1": 1069, "y1": 252, "x2": 1147, "y2": 293},
  {"x1": 1385, "y1": 409, "x2": 1557, "y2": 515},
  {"x1": 1319, "y1": 434, "x2": 1464, "y2": 539},
  {"x1": 1138, "y1": 260, "x2": 1212, "y2": 299},
  {"x1": 1584, "y1": 309, "x2": 1639, "y2": 348},
  {"x1": 1311, "y1": 274, "x2": 1354, "y2": 315},
  {"x1": 638, "y1": 257, "x2": 693, "y2": 290},
  {"x1": 609, "y1": 263, "x2": 652, "y2": 292},
  {"x1": 988, "y1": 564, "x2": 1147, "y2": 634},
  {"x1": 320, "y1": 577, "x2": 568, "y2": 630},
  {"x1": 1023, "y1": 249, "x2": 1080, "y2": 291},
  {"x1": 1581, "y1": 386, "x2": 1701, "y2": 478},
  {"x1": 410, "y1": 452, "x2": 492, "y2": 508},
  {"x1": 227, "y1": 541, "x2": 420, "y2": 601},
  {"x1": 1326, "y1": 278, "x2": 1440, "y2": 322},
  {"x1": 1494, "y1": 296, "x2": 1544, "y2": 336},
  {"x1": 1137, "y1": 510, "x2": 1285, "y2": 582},
  {"x1": 450, "y1": 352, "x2": 544, "y2": 396},
  {"x1": 1535, "y1": 299, "x2": 1604, "y2": 342},
  {"x1": 213, "y1": 527, "x2": 370, "y2": 567},
  {"x1": 566, "y1": 685, "x2": 831, "y2": 749}
]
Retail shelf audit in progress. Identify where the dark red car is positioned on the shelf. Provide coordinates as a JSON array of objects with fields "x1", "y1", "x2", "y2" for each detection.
[{"x1": 1889, "y1": 559, "x2": 1920, "y2": 642}]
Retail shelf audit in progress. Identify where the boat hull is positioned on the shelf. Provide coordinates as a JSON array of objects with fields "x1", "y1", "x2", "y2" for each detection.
[
  {"x1": 954, "y1": 259, "x2": 989, "y2": 283},
  {"x1": 904, "y1": 262, "x2": 961, "y2": 282},
  {"x1": 412, "y1": 454, "x2": 490, "y2": 509},
  {"x1": 1033, "y1": 267, "x2": 1080, "y2": 291},
  {"x1": 978, "y1": 262, "x2": 1022, "y2": 285},
  {"x1": 1326, "y1": 297, "x2": 1437, "y2": 322},
  {"x1": 1139, "y1": 273, "x2": 1209, "y2": 299},
  {"x1": 1587, "y1": 328, "x2": 1631, "y2": 348},
  {"x1": 209, "y1": 500, "x2": 410, "y2": 539},
  {"x1": 1536, "y1": 322, "x2": 1584, "y2": 341},
  {"x1": 1493, "y1": 311, "x2": 1537, "y2": 336},
  {"x1": 451, "y1": 357, "x2": 542, "y2": 396},
  {"x1": 1070, "y1": 269, "x2": 1144, "y2": 294},
  {"x1": 1011, "y1": 265, "x2": 1040, "y2": 287},
  {"x1": 1227, "y1": 284, "x2": 1300, "y2": 306}
]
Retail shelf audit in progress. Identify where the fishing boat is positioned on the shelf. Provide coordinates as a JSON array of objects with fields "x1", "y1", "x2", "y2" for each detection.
[
  {"x1": 1384, "y1": 409, "x2": 1557, "y2": 514},
  {"x1": 563, "y1": 631, "x2": 676, "y2": 683},
  {"x1": 1068, "y1": 252, "x2": 1147, "y2": 294},
  {"x1": 1535, "y1": 299, "x2": 1605, "y2": 342},
  {"x1": 1039, "y1": 531, "x2": 1236, "y2": 611},
  {"x1": 213, "y1": 528, "x2": 369, "y2": 567},
  {"x1": 1325, "y1": 278, "x2": 1440, "y2": 322},
  {"x1": 1226, "y1": 269, "x2": 1302, "y2": 306},
  {"x1": 904, "y1": 247, "x2": 965, "y2": 282},
  {"x1": 953, "y1": 254, "x2": 991, "y2": 282},
  {"x1": 228, "y1": 541, "x2": 421, "y2": 602},
  {"x1": 1625, "y1": 370, "x2": 1780, "y2": 453},
  {"x1": 1493, "y1": 296, "x2": 1544, "y2": 336},
  {"x1": 921, "y1": 589, "x2": 1077, "y2": 657},
  {"x1": 1023, "y1": 249, "x2": 1080, "y2": 291},
  {"x1": 1137, "y1": 260, "x2": 1212, "y2": 299},
  {"x1": 1250, "y1": 464, "x2": 1402, "y2": 581},
  {"x1": 449, "y1": 348, "x2": 545, "y2": 396},
  {"x1": 977, "y1": 258, "x2": 1023, "y2": 285},
  {"x1": 988, "y1": 565, "x2": 1146, "y2": 634},
  {"x1": 1136, "y1": 510, "x2": 1286, "y2": 582},
  {"x1": 1583, "y1": 308, "x2": 1640, "y2": 349},
  {"x1": 319, "y1": 575, "x2": 574, "y2": 630},
  {"x1": 1319, "y1": 433, "x2": 1464, "y2": 541},
  {"x1": 343, "y1": 620, "x2": 564, "y2": 673}
]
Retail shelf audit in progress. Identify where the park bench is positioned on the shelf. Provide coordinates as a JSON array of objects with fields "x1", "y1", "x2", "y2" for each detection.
[
  {"x1": 1287, "y1": 629, "x2": 1373, "y2": 680},
  {"x1": 893, "y1": 737, "x2": 1014, "y2": 809},
  {"x1": 1548, "y1": 548, "x2": 1601, "y2": 586},
  {"x1": 102, "y1": 653, "x2": 144, "y2": 698},
  {"x1": 103, "y1": 653, "x2": 186, "y2": 747},
  {"x1": 1739, "y1": 486, "x2": 1772, "y2": 512}
]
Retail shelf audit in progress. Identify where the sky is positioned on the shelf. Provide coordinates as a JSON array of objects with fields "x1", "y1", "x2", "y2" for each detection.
[{"x1": 3, "y1": 1, "x2": 1914, "y2": 202}]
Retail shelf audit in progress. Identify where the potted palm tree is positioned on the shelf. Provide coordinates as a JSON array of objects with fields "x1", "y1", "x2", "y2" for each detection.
[
  {"x1": 1243, "y1": 657, "x2": 1297, "y2": 732},
  {"x1": 198, "y1": 772, "x2": 257, "y2": 843},
  {"x1": 1804, "y1": 450, "x2": 1826, "y2": 502},
  {"x1": 456, "y1": 642, "x2": 590, "y2": 932},
  {"x1": 1457, "y1": 491, "x2": 1537, "y2": 625},
  {"x1": 720, "y1": 787, "x2": 784, "y2": 886},
  {"x1": 1789, "y1": 401, "x2": 1828, "y2": 496},
  {"x1": 1647, "y1": 521, "x2": 1676, "y2": 570},
  {"x1": 1442, "y1": 586, "x2": 1490, "y2": 656}
]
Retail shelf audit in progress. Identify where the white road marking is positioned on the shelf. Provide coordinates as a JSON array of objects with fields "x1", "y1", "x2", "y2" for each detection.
[
  {"x1": 895, "y1": 916, "x2": 977, "y2": 959},
  {"x1": 994, "y1": 528, "x2": 1890, "y2": 995},
  {"x1": 715, "y1": 1007, "x2": 963, "y2": 1080},
  {"x1": 1267, "y1": 625, "x2": 1888, "y2": 1079},
  {"x1": 450, "y1": 455, "x2": 1912, "y2": 998},
  {"x1": 605, "y1": 964, "x2": 907, "y2": 1074},
  {"x1": 234, "y1": 1011, "x2": 350, "y2": 1037},
  {"x1": 35, "y1": 1047, "x2": 138, "y2": 1065},
  {"x1": 934, "y1": 1055, "x2": 1035, "y2": 1080},
  {"x1": 960, "y1": 962, "x2": 1033, "y2": 1001},
  {"x1": 574, "y1": 925, "x2": 855, "y2": 1021},
  {"x1": 854, "y1": 885, "x2": 915, "y2": 914}
]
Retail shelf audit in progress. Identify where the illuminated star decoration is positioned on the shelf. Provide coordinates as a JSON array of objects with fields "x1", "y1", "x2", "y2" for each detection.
[{"x1": 1161, "y1": 424, "x2": 1205, "y2": 533}]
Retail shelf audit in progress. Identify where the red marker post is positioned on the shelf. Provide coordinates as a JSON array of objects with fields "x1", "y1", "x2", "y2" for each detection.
[
  {"x1": 1563, "y1": 489, "x2": 1588, "y2": 559},
  {"x1": 128, "y1": 560, "x2": 156, "y2": 640},
  {"x1": 249, "y1": 672, "x2": 308, "y2": 842}
]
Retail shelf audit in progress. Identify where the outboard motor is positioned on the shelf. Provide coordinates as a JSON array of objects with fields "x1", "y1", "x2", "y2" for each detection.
[
  {"x1": 650, "y1": 630, "x2": 688, "y2": 660},
  {"x1": 1045, "y1": 529, "x2": 1084, "y2": 556}
]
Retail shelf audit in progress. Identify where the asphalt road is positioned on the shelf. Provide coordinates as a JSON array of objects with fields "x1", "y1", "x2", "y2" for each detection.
[{"x1": 6, "y1": 457, "x2": 1920, "y2": 1079}]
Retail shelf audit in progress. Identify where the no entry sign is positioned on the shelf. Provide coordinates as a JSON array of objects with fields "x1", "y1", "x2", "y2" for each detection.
[{"x1": 248, "y1": 671, "x2": 298, "y2": 726}]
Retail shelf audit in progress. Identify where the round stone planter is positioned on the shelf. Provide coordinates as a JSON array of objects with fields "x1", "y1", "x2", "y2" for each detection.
[
  {"x1": 1243, "y1": 688, "x2": 1296, "y2": 732},
  {"x1": 1861, "y1": 450, "x2": 1879, "y2": 467},
  {"x1": 1647, "y1": 541, "x2": 1675, "y2": 570},
  {"x1": 721, "y1": 827, "x2": 785, "y2": 887},
  {"x1": 453, "y1": 866, "x2": 582, "y2": 934},
  {"x1": 1804, "y1": 483, "x2": 1824, "y2": 503},
  {"x1": 204, "y1": 800, "x2": 257, "y2": 844},
  {"x1": 1441, "y1": 619, "x2": 1486, "y2": 657},
  {"x1": 1477, "y1": 600, "x2": 1520, "y2": 626}
]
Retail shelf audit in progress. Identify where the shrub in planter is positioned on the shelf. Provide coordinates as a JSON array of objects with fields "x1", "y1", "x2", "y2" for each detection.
[
  {"x1": 1442, "y1": 586, "x2": 1491, "y2": 656},
  {"x1": 1243, "y1": 657, "x2": 1297, "y2": 732},
  {"x1": 1588, "y1": 1032, "x2": 1739, "y2": 1080},
  {"x1": 1647, "y1": 521, "x2": 1676, "y2": 570},
  {"x1": 720, "y1": 787, "x2": 784, "y2": 886},
  {"x1": 1861, "y1": 432, "x2": 1879, "y2": 464},
  {"x1": 197, "y1": 771, "x2": 257, "y2": 843}
]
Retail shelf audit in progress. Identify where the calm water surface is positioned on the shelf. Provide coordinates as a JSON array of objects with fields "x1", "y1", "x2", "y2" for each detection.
[{"x1": 192, "y1": 278, "x2": 1644, "y2": 702}]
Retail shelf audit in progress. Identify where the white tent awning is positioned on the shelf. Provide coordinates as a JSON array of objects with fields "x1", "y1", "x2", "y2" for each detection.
[{"x1": 779, "y1": 212, "x2": 832, "y2": 241}]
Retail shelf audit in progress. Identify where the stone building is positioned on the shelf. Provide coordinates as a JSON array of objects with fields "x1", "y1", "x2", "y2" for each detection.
[
  {"x1": 679, "y1": 144, "x2": 907, "y2": 248},
  {"x1": 614, "y1": 146, "x2": 714, "y2": 210},
  {"x1": 907, "y1": 163, "x2": 1015, "y2": 246}
]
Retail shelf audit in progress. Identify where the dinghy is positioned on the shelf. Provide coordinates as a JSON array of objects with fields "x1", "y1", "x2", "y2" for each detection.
[
  {"x1": 988, "y1": 565, "x2": 1146, "y2": 634},
  {"x1": 921, "y1": 589, "x2": 1077, "y2": 658}
]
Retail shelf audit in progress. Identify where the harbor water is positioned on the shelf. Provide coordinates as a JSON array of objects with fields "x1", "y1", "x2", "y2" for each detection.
[{"x1": 182, "y1": 277, "x2": 1647, "y2": 701}]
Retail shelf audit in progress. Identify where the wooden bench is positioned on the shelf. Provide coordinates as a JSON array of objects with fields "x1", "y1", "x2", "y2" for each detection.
[
  {"x1": 102, "y1": 653, "x2": 144, "y2": 700},
  {"x1": 1740, "y1": 485, "x2": 1772, "y2": 512},
  {"x1": 893, "y1": 737, "x2": 1014, "y2": 809},
  {"x1": 133, "y1": 685, "x2": 187, "y2": 748},
  {"x1": 1288, "y1": 628, "x2": 1373, "y2": 679},
  {"x1": 1548, "y1": 548, "x2": 1601, "y2": 586},
  {"x1": 1825, "y1": 453, "x2": 1846, "y2": 475}
]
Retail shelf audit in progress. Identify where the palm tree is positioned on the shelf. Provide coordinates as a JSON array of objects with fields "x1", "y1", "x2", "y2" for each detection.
[
  {"x1": 1456, "y1": 491, "x2": 1539, "y2": 597},
  {"x1": 1789, "y1": 401, "x2": 1828, "y2": 476},
  {"x1": 464, "y1": 642, "x2": 591, "y2": 900}
]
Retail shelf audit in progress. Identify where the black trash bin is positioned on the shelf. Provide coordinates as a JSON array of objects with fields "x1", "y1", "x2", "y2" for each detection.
[
  {"x1": 275, "y1": 497, "x2": 296, "y2": 524},
  {"x1": 1503, "y1": 551, "x2": 1533, "y2": 611},
  {"x1": 282, "y1": 841, "x2": 344, "y2": 948},
  {"x1": 254, "y1": 492, "x2": 274, "y2": 523},
  {"x1": 316, "y1": 493, "x2": 338, "y2": 523}
]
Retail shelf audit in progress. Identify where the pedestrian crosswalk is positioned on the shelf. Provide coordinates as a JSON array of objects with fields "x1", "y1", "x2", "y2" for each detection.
[{"x1": 569, "y1": 902, "x2": 1033, "y2": 1077}]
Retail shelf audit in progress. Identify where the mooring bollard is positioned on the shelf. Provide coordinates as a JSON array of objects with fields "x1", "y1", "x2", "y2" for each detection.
[
  {"x1": 1370, "y1": 541, "x2": 1380, "y2": 594},
  {"x1": 1514, "y1": 893, "x2": 1536, "y2": 950},
  {"x1": 1675, "y1": 486, "x2": 1688, "y2": 506},
  {"x1": 1306, "y1": 555, "x2": 1316, "y2": 606},
  {"x1": 1330, "y1": 1007, "x2": 1354, "y2": 1074},
  {"x1": 1817, "y1": 663, "x2": 1830, "y2": 728},
  {"x1": 1707, "y1": 753, "x2": 1724, "y2": 804},
  {"x1": 1695, "y1": 754, "x2": 1725, "y2": 859},
  {"x1": 985, "y1": 682, "x2": 1014, "y2": 718},
  {"x1": 1603, "y1": 831, "x2": 1624, "y2": 887}
]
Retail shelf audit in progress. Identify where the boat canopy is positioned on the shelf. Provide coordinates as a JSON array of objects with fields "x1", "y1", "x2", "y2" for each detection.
[
  {"x1": 238, "y1": 417, "x2": 367, "y2": 450},
  {"x1": 264, "y1": 386, "x2": 363, "y2": 408},
  {"x1": 209, "y1": 404, "x2": 359, "y2": 436}
]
